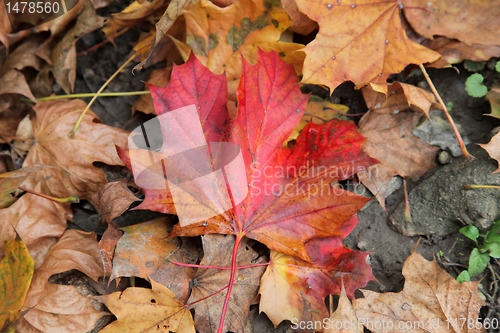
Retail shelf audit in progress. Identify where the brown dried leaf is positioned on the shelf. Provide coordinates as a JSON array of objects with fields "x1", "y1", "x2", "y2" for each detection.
[
  {"x1": 91, "y1": 180, "x2": 139, "y2": 225},
  {"x1": 404, "y1": 0, "x2": 500, "y2": 47},
  {"x1": 0, "y1": 97, "x2": 30, "y2": 144},
  {"x1": 21, "y1": 99, "x2": 129, "y2": 200},
  {"x1": 0, "y1": 70, "x2": 36, "y2": 102},
  {"x1": 361, "y1": 82, "x2": 441, "y2": 118},
  {"x1": 353, "y1": 252, "x2": 485, "y2": 333},
  {"x1": 110, "y1": 218, "x2": 193, "y2": 303},
  {"x1": 425, "y1": 36, "x2": 500, "y2": 68},
  {"x1": 98, "y1": 279, "x2": 195, "y2": 333},
  {"x1": 0, "y1": 164, "x2": 52, "y2": 208},
  {"x1": 0, "y1": 181, "x2": 70, "y2": 267},
  {"x1": 358, "y1": 111, "x2": 438, "y2": 209},
  {"x1": 19, "y1": 230, "x2": 105, "y2": 333},
  {"x1": 480, "y1": 132, "x2": 500, "y2": 173},
  {"x1": 188, "y1": 235, "x2": 266, "y2": 333},
  {"x1": 98, "y1": 221, "x2": 123, "y2": 278}
]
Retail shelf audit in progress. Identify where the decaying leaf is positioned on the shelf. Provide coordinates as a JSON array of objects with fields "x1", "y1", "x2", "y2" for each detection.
[
  {"x1": 404, "y1": 0, "x2": 500, "y2": 47},
  {"x1": 20, "y1": 99, "x2": 129, "y2": 200},
  {"x1": 358, "y1": 111, "x2": 438, "y2": 210},
  {"x1": 187, "y1": 235, "x2": 266, "y2": 333},
  {"x1": 353, "y1": 251, "x2": 485, "y2": 333},
  {"x1": 295, "y1": 0, "x2": 440, "y2": 91},
  {"x1": 0, "y1": 238, "x2": 34, "y2": 333},
  {"x1": 98, "y1": 279, "x2": 195, "y2": 333},
  {"x1": 90, "y1": 180, "x2": 139, "y2": 225},
  {"x1": 324, "y1": 283, "x2": 363, "y2": 333},
  {"x1": 361, "y1": 82, "x2": 441, "y2": 118},
  {"x1": 259, "y1": 235, "x2": 372, "y2": 328},
  {"x1": 110, "y1": 218, "x2": 193, "y2": 302},
  {"x1": 19, "y1": 230, "x2": 105, "y2": 333}
]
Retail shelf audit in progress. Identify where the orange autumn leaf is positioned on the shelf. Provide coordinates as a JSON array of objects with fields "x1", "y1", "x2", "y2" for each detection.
[
  {"x1": 295, "y1": 0, "x2": 440, "y2": 91},
  {"x1": 0, "y1": 238, "x2": 34, "y2": 333},
  {"x1": 98, "y1": 279, "x2": 195, "y2": 333}
]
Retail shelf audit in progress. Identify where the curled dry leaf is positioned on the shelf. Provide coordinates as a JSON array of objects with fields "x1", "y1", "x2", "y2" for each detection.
[
  {"x1": 0, "y1": 181, "x2": 70, "y2": 267},
  {"x1": 424, "y1": 36, "x2": 500, "y2": 68},
  {"x1": 358, "y1": 111, "x2": 438, "y2": 210},
  {"x1": 19, "y1": 230, "x2": 105, "y2": 333},
  {"x1": 90, "y1": 180, "x2": 139, "y2": 225},
  {"x1": 187, "y1": 235, "x2": 266, "y2": 333},
  {"x1": 480, "y1": 132, "x2": 500, "y2": 173},
  {"x1": 353, "y1": 251, "x2": 485, "y2": 333},
  {"x1": 361, "y1": 82, "x2": 441, "y2": 118},
  {"x1": 98, "y1": 279, "x2": 195, "y2": 333},
  {"x1": 21, "y1": 99, "x2": 129, "y2": 200},
  {"x1": 404, "y1": 0, "x2": 500, "y2": 47},
  {"x1": 0, "y1": 238, "x2": 34, "y2": 333},
  {"x1": 295, "y1": 0, "x2": 440, "y2": 91},
  {"x1": 110, "y1": 218, "x2": 193, "y2": 302},
  {"x1": 324, "y1": 283, "x2": 363, "y2": 333}
]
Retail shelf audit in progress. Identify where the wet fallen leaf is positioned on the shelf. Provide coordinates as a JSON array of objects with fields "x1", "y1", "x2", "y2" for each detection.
[
  {"x1": 259, "y1": 233, "x2": 372, "y2": 327},
  {"x1": 187, "y1": 235, "x2": 266, "y2": 333},
  {"x1": 98, "y1": 279, "x2": 195, "y2": 333},
  {"x1": 90, "y1": 180, "x2": 139, "y2": 225},
  {"x1": 295, "y1": 0, "x2": 440, "y2": 91},
  {"x1": 353, "y1": 251, "x2": 485, "y2": 333},
  {"x1": 404, "y1": 0, "x2": 500, "y2": 47},
  {"x1": 324, "y1": 283, "x2": 363, "y2": 333},
  {"x1": 0, "y1": 181, "x2": 70, "y2": 267},
  {"x1": 20, "y1": 99, "x2": 129, "y2": 200},
  {"x1": 358, "y1": 111, "x2": 438, "y2": 210},
  {"x1": 361, "y1": 82, "x2": 441, "y2": 118},
  {"x1": 0, "y1": 238, "x2": 34, "y2": 333},
  {"x1": 110, "y1": 218, "x2": 193, "y2": 302},
  {"x1": 19, "y1": 229, "x2": 105, "y2": 333}
]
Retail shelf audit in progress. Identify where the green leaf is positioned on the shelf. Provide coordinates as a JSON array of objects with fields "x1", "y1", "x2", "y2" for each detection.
[
  {"x1": 483, "y1": 242, "x2": 500, "y2": 258},
  {"x1": 459, "y1": 225, "x2": 479, "y2": 242},
  {"x1": 465, "y1": 73, "x2": 488, "y2": 98},
  {"x1": 464, "y1": 60, "x2": 486, "y2": 72},
  {"x1": 456, "y1": 270, "x2": 470, "y2": 283},
  {"x1": 495, "y1": 60, "x2": 500, "y2": 73},
  {"x1": 468, "y1": 248, "x2": 490, "y2": 276},
  {"x1": 446, "y1": 101, "x2": 453, "y2": 111},
  {"x1": 485, "y1": 219, "x2": 500, "y2": 243},
  {"x1": 0, "y1": 238, "x2": 35, "y2": 332}
]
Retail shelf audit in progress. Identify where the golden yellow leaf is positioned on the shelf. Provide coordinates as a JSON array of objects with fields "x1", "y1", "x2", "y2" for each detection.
[
  {"x1": 0, "y1": 238, "x2": 34, "y2": 333},
  {"x1": 98, "y1": 279, "x2": 195, "y2": 333}
]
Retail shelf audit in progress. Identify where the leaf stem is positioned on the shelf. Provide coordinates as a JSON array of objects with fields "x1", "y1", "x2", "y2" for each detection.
[
  {"x1": 418, "y1": 64, "x2": 473, "y2": 160},
  {"x1": 21, "y1": 91, "x2": 150, "y2": 104},
  {"x1": 217, "y1": 235, "x2": 242, "y2": 333},
  {"x1": 68, "y1": 52, "x2": 138, "y2": 138},
  {"x1": 464, "y1": 184, "x2": 500, "y2": 190},
  {"x1": 18, "y1": 186, "x2": 79, "y2": 203},
  {"x1": 186, "y1": 284, "x2": 230, "y2": 307}
]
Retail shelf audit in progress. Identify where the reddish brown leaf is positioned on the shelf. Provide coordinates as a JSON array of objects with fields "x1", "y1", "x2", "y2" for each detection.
[
  {"x1": 187, "y1": 235, "x2": 266, "y2": 333},
  {"x1": 98, "y1": 221, "x2": 123, "y2": 278},
  {"x1": 110, "y1": 218, "x2": 193, "y2": 302},
  {"x1": 90, "y1": 180, "x2": 139, "y2": 225}
]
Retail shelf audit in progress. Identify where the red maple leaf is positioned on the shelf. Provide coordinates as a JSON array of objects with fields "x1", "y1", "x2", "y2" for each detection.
[{"x1": 118, "y1": 50, "x2": 376, "y2": 331}]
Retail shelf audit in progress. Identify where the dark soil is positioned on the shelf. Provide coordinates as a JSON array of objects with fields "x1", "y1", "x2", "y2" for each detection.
[{"x1": 68, "y1": 22, "x2": 500, "y2": 333}]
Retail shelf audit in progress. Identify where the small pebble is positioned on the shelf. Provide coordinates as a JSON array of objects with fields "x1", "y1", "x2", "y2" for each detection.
[{"x1": 438, "y1": 150, "x2": 451, "y2": 164}]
